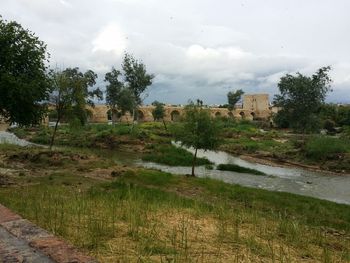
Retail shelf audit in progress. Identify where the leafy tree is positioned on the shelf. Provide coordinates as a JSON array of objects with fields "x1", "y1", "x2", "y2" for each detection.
[
  {"x1": 105, "y1": 67, "x2": 124, "y2": 123},
  {"x1": 62, "y1": 67, "x2": 103, "y2": 125},
  {"x1": 152, "y1": 101, "x2": 167, "y2": 130},
  {"x1": 47, "y1": 68, "x2": 102, "y2": 148},
  {"x1": 273, "y1": 67, "x2": 332, "y2": 133},
  {"x1": 227, "y1": 89, "x2": 244, "y2": 111},
  {"x1": 117, "y1": 87, "x2": 136, "y2": 124},
  {"x1": 0, "y1": 17, "x2": 50, "y2": 125},
  {"x1": 338, "y1": 106, "x2": 350, "y2": 126},
  {"x1": 122, "y1": 53, "x2": 154, "y2": 122},
  {"x1": 174, "y1": 101, "x2": 221, "y2": 176}
]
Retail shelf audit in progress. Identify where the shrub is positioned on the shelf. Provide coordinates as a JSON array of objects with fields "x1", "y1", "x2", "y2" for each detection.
[
  {"x1": 217, "y1": 164, "x2": 266, "y2": 175},
  {"x1": 323, "y1": 119, "x2": 335, "y2": 132},
  {"x1": 304, "y1": 136, "x2": 350, "y2": 160},
  {"x1": 142, "y1": 144, "x2": 212, "y2": 166}
]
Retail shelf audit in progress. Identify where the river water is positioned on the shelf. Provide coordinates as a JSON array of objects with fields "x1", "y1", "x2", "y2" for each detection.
[
  {"x1": 2, "y1": 131, "x2": 349, "y2": 205},
  {"x1": 100, "y1": 144, "x2": 350, "y2": 205}
]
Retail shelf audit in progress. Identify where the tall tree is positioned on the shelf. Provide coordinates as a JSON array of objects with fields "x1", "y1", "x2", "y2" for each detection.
[
  {"x1": 47, "y1": 67, "x2": 102, "y2": 148},
  {"x1": 63, "y1": 67, "x2": 103, "y2": 125},
  {"x1": 174, "y1": 101, "x2": 221, "y2": 176},
  {"x1": 117, "y1": 87, "x2": 136, "y2": 124},
  {"x1": 122, "y1": 53, "x2": 154, "y2": 122},
  {"x1": 105, "y1": 67, "x2": 124, "y2": 123},
  {"x1": 227, "y1": 89, "x2": 244, "y2": 111},
  {"x1": 48, "y1": 69, "x2": 71, "y2": 149},
  {"x1": 0, "y1": 17, "x2": 50, "y2": 125},
  {"x1": 152, "y1": 101, "x2": 167, "y2": 130},
  {"x1": 273, "y1": 67, "x2": 332, "y2": 133}
]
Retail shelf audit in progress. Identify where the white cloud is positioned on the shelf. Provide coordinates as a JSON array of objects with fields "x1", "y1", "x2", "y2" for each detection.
[
  {"x1": 1, "y1": 0, "x2": 350, "y2": 103},
  {"x1": 92, "y1": 23, "x2": 127, "y2": 56}
]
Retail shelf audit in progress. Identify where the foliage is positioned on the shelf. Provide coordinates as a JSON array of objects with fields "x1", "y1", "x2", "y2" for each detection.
[
  {"x1": 151, "y1": 101, "x2": 165, "y2": 121},
  {"x1": 122, "y1": 53, "x2": 154, "y2": 106},
  {"x1": 142, "y1": 144, "x2": 212, "y2": 166},
  {"x1": 117, "y1": 88, "x2": 136, "y2": 119},
  {"x1": 227, "y1": 89, "x2": 244, "y2": 111},
  {"x1": 273, "y1": 67, "x2": 332, "y2": 133},
  {"x1": 47, "y1": 68, "x2": 102, "y2": 147},
  {"x1": 323, "y1": 119, "x2": 335, "y2": 132},
  {"x1": 304, "y1": 136, "x2": 350, "y2": 161},
  {"x1": 217, "y1": 163, "x2": 266, "y2": 175},
  {"x1": 173, "y1": 101, "x2": 221, "y2": 176},
  {"x1": 0, "y1": 17, "x2": 50, "y2": 125},
  {"x1": 104, "y1": 67, "x2": 124, "y2": 122}
]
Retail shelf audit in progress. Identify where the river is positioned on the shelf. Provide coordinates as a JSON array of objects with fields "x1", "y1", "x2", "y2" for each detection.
[
  {"x1": 97, "y1": 144, "x2": 350, "y2": 205},
  {"x1": 2, "y1": 131, "x2": 349, "y2": 205}
]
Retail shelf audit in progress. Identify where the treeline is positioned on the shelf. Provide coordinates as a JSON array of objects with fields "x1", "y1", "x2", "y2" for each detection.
[{"x1": 0, "y1": 17, "x2": 154, "y2": 130}]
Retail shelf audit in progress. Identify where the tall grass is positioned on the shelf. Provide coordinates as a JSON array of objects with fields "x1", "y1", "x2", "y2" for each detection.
[
  {"x1": 217, "y1": 163, "x2": 266, "y2": 175},
  {"x1": 304, "y1": 136, "x2": 350, "y2": 160},
  {"x1": 0, "y1": 169, "x2": 349, "y2": 262},
  {"x1": 142, "y1": 144, "x2": 212, "y2": 166}
]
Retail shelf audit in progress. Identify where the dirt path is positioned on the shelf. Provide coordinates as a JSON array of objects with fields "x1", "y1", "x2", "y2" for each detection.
[{"x1": 0, "y1": 204, "x2": 97, "y2": 263}]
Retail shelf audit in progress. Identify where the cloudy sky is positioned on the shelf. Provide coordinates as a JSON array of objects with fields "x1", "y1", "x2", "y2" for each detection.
[{"x1": 1, "y1": 0, "x2": 350, "y2": 104}]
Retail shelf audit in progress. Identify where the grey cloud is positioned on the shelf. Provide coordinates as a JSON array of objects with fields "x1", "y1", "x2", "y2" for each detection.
[{"x1": 1, "y1": 0, "x2": 349, "y2": 104}]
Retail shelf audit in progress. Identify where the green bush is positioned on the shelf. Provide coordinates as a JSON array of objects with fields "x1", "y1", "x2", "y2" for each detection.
[
  {"x1": 142, "y1": 144, "x2": 212, "y2": 166},
  {"x1": 304, "y1": 136, "x2": 350, "y2": 160},
  {"x1": 217, "y1": 163, "x2": 266, "y2": 175}
]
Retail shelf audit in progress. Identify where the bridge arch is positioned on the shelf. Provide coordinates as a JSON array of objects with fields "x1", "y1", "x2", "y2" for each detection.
[
  {"x1": 250, "y1": 112, "x2": 256, "y2": 120},
  {"x1": 239, "y1": 111, "x2": 245, "y2": 119},
  {"x1": 134, "y1": 110, "x2": 145, "y2": 122},
  {"x1": 171, "y1": 110, "x2": 181, "y2": 122},
  {"x1": 215, "y1": 112, "x2": 221, "y2": 118}
]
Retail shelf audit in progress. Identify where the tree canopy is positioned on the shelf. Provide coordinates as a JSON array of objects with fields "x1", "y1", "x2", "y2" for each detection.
[
  {"x1": 122, "y1": 53, "x2": 154, "y2": 106},
  {"x1": 104, "y1": 67, "x2": 124, "y2": 122},
  {"x1": 227, "y1": 89, "x2": 244, "y2": 111},
  {"x1": 174, "y1": 101, "x2": 221, "y2": 176},
  {"x1": 273, "y1": 67, "x2": 332, "y2": 132},
  {"x1": 0, "y1": 17, "x2": 50, "y2": 125},
  {"x1": 152, "y1": 101, "x2": 165, "y2": 121}
]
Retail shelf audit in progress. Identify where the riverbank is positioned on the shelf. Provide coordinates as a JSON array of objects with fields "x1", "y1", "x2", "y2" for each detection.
[
  {"x1": 0, "y1": 144, "x2": 349, "y2": 262},
  {"x1": 9, "y1": 121, "x2": 350, "y2": 174}
]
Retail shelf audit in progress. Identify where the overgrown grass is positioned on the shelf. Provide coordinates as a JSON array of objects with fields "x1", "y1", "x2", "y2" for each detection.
[
  {"x1": 304, "y1": 136, "x2": 350, "y2": 160},
  {"x1": 217, "y1": 163, "x2": 266, "y2": 175},
  {"x1": 142, "y1": 144, "x2": 212, "y2": 166},
  {"x1": 0, "y1": 167, "x2": 349, "y2": 262}
]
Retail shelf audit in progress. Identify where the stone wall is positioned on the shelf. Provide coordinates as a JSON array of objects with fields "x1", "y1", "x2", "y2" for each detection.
[{"x1": 87, "y1": 93, "x2": 273, "y2": 123}]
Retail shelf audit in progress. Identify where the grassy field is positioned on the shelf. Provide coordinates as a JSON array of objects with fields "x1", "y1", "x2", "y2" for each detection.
[{"x1": 0, "y1": 145, "x2": 349, "y2": 262}]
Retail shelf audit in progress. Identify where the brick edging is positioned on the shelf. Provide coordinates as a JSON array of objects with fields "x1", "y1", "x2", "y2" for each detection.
[{"x1": 0, "y1": 204, "x2": 98, "y2": 263}]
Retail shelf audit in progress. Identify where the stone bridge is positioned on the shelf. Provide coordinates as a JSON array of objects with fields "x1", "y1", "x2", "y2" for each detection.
[{"x1": 87, "y1": 94, "x2": 273, "y2": 123}]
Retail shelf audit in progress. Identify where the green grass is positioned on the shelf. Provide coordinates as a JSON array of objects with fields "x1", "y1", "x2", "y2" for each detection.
[
  {"x1": 0, "y1": 143, "x2": 349, "y2": 262},
  {"x1": 0, "y1": 169, "x2": 349, "y2": 262},
  {"x1": 216, "y1": 163, "x2": 266, "y2": 175},
  {"x1": 142, "y1": 144, "x2": 212, "y2": 166},
  {"x1": 304, "y1": 136, "x2": 350, "y2": 160}
]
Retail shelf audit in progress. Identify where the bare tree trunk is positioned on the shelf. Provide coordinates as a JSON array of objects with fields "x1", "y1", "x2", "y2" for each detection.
[
  {"x1": 49, "y1": 117, "x2": 60, "y2": 150},
  {"x1": 130, "y1": 109, "x2": 135, "y2": 133},
  {"x1": 191, "y1": 147, "x2": 198, "y2": 177},
  {"x1": 162, "y1": 118, "x2": 167, "y2": 131}
]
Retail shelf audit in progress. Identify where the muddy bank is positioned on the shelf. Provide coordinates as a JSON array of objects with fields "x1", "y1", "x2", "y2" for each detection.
[{"x1": 239, "y1": 154, "x2": 348, "y2": 176}]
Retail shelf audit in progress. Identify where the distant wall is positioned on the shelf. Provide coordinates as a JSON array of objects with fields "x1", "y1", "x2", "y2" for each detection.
[{"x1": 87, "y1": 93, "x2": 273, "y2": 123}]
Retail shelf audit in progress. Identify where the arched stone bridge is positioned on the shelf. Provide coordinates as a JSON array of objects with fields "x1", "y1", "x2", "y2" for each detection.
[{"x1": 88, "y1": 104, "x2": 272, "y2": 123}]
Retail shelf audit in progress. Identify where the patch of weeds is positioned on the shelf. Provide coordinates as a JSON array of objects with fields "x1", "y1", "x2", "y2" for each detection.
[
  {"x1": 142, "y1": 144, "x2": 212, "y2": 166},
  {"x1": 217, "y1": 163, "x2": 266, "y2": 175}
]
